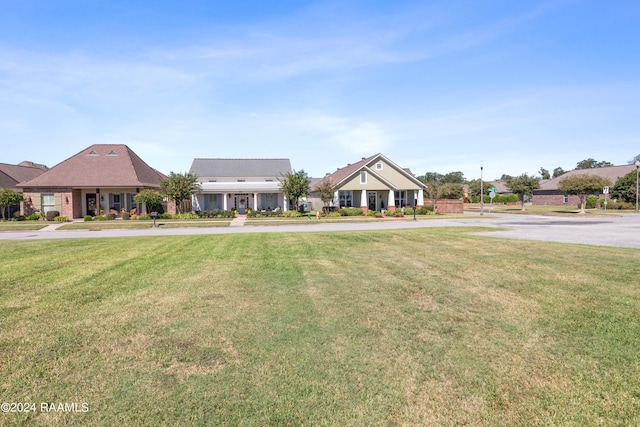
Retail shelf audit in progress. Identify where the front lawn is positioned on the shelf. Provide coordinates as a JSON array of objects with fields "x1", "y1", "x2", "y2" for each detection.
[{"x1": 1, "y1": 229, "x2": 638, "y2": 426}]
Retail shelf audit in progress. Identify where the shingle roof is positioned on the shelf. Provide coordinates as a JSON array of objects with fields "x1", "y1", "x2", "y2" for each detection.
[
  {"x1": 17, "y1": 144, "x2": 166, "y2": 188},
  {"x1": 312, "y1": 154, "x2": 424, "y2": 190},
  {"x1": 189, "y1": 158, "x2": 292, "y2": 178},
  {"x1": 536, "y1": 164, "x2": 637, "y2": 191},
  {"x1": 0, "y1": 163, "x2": 48, "y2": 190}
]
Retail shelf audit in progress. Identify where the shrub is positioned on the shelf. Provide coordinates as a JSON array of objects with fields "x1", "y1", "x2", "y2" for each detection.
[
  {"x1": 84, "y1": 215, "x2": 93, "y2": 222},
  {"x1": 94, "y1": 215, "x2": 107, "y2": 221},
  {"x1": 327, "y1": 211, "x2": 342, "y2": 217},
  {"x1": 174, "y1": 212, "x2": 199, "y2": 220},
  {"x1": 384, "y1": 210, "x2": 404, "y2": 217},
  {"x1": 282, "y1": 210, "x2": 302, "y2": 217},
  {"x1": 340, "y1": 207, "x2": 363, "y2": 216},
  {"x1": 45, "y1": 210, "x2": 60, "y2": 221},
  {"x1": 122, "y1": 212, "x2": 131, "y2": 220},
  {"x1": 198, "y1": 210, "x2": 235, "y2": 218},
  {"x1": 367, "y1": 210, "x2": 383, "y2": 218},
  {"x1": 417, "y1": 206, "x2": 433, "y2": 215},
  {"x1": 506, "y1": 194, "x2": 519, "y2": 203},
  {"x1": 138, "y1": 215, "x2": 150, "y2": 220},
  {"x1": 584, "y1": 195, "x2": 598, "y2": 209},
  {"x1": 606, "y1": 201, "x2": 634, "y2": 210},
  {"x1": 106, "y1": 213, "x2": 116, "y2": 220},
  {"x1": 403, "y1": 207, "x2": 415, "y2": 215},
  {"x1": 131, "y1": 214, "x2": 137, "y2": 220},
  {"x1": 25, "y1": 213, "x2": 41, "y2": 221},
  {"x1": 55, "y1": 216, "x2": 69, "y2": 222},
  {"x1": 158, "y1": 213, "x2": 172, "y2": 219}
]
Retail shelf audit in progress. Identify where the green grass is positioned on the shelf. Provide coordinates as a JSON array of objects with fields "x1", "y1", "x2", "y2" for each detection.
[
  {"x1": 1, "y1": 228, "x2": 639, "y2": 426},
  {"x1": 0, "y1": 221, "x2": 48, "y2": 231},
  {"x1": 58, "y1": 219, "x2": 231, "y2": 230},
  {"x1": 465, "y1": 204, "x2": 619, "y2": 216}
]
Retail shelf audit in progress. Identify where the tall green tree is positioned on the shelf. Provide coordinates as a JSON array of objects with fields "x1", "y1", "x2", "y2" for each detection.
[
  {"x1": 133, "y1": 189, "x2": 165, "y2": 214},
  {"x1": 558, "y1": 174, "x2": 612, "y2": 213},
  {"x1": 575, "y1": 158, "x2": 613, "y2": 169},
  {"x1": 441, "y1": 171, "x2": 465, "y2": 184},
  {"x1": 0, "y1": 188, "x2": 23, "y2": 219},
  {"x1": 314, "y1": 178, "x2": 335, "y2": 214},
  {"x1": 506, "y1": 174, "x2": 540, "y2": 210},
  {"x1": 539, "y1": 167, "x2": 551, "y2": 180},
  {"x1": 160, "y1": 172, "x2": 201, "y2": 214},
  {"x1": 552, "y1": 167, "x2": 566, "y2": 178},
  {"x1": 610, "y1": 171, "x2": 637, "y2": 203},
  {"x1": 278, "y1": 169, "x2": 311, "y2": 211}
]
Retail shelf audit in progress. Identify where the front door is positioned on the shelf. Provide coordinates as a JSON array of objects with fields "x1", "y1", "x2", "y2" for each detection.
[
  {"x1": 368, "y1": 192, "x2": 377, "y2": 211},
  {"x1": 86, "y1": 193, "x2": 96, "y2": 216}
]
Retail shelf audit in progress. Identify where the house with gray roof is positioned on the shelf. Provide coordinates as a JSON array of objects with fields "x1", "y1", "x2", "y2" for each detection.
[
  {"x1": 17, "y1": 144, "x2": 168, "y2": 218},
  {"x1": 189, "y1": 158, "x2": 292, "y2": 213},
  {"x1": 309, "y1": 154, "x2": 425, "y2": 213},
  {"x1": 0, "y1": 161, "x2": 48, "y2": 218},
  {"x1": 532, "y1": 164, "x2": 637, "y2": 206}
]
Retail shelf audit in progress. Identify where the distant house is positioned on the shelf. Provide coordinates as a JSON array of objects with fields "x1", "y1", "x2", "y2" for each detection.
[
  {"x1": 532, "y1": 164, "x2": 637, "y2": 206},
  {"x1": 17, "y1": 144, "x2": 168, "y2": 218},
  {"x1": 0, "y1": 161, "x2": 48, "y2": 217},
  {"x1": 309, "y1": 154, "x2": 425, "y2": 213},
  {"x1": 189, "y1": 158, "x2": 293, "y2": 213}
]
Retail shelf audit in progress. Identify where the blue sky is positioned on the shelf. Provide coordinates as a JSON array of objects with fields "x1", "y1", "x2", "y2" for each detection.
[{"x1": 1, "y1": 0, "x2": 639, "y2": 180}]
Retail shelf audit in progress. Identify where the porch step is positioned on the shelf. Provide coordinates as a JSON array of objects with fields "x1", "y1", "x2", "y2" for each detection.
[{"x1": 229, "y1": 215, "x2": 246, "y2": 227}]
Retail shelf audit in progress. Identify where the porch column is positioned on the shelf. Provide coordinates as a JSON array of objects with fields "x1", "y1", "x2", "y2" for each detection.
[
  {"x1": 223, "y1": 193, "x2": 228, "y2": 211},
  {"x1": 253, "y1": 193, "x2": 258, "y2": 210},
  {"x1": 284, "y1": 195, "x2": 288, "y2": 211},
  {"x1": 360, "y1": 189, "x2": 367, "y2": 214},
  {"x1": 334, "y1": 191, "x2": 339, "y2": 207},
  {"x1": 388, "y1": 189, "x2": 396, "y2": 211},
  {"x1": 417, "y1": 189, "x2": 424, "y2": 207}
]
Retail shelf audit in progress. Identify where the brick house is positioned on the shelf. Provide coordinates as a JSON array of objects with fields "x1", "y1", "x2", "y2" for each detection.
[
  {"x1": 532, "y1": 164, "x2": 637, "y2": 206},
  {"x1": 0, "y1": 161, "x2": 48, "y2": 217},
  {"x1": 17, "y1": 144, "x2": 171, "y2": 219}
]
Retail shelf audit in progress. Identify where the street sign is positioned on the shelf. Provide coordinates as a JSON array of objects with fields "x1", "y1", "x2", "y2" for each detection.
[
  {"x1": 603, "y1": 186, "x2": 609, "y2": 194},
  {"x1": 489, "y1": 192, "x2": 496, "y2": 199},
  {"x1": 488, "y1": 187, "x2": 497, "y2": 193}
]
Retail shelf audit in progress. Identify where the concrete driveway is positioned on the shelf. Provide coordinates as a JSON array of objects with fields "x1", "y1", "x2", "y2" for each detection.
[{"x1": 1, "y1": 213, "x2": 640, "y2": 249}]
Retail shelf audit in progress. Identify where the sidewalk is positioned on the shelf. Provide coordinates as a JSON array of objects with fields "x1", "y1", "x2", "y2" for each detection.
[{"x1": 229, "y1": 215, "x2": 246, "y2": 227}]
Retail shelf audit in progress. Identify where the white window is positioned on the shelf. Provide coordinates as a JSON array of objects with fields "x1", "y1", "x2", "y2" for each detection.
[
  {"x1": 563, "y1": 193, "x2": 569, "y2": 204},
  {"x1": 395, "y1": 191, "x2": 408, "y2": 207},
  {"x1": 339, "y1": 191, "x2": 353, "y2": 208},
  {"x1": 205, "y1": 194, "x2": 222, "y2": 210},
  {"x1": 376, "y1": 163, "x2": 383, "y2": 170},
  {"x1": 360, "y1": 171, "x2": 367, "y2": 184},
  {"x1": 41, "y1": 194, "x2": 55, "y2": 212}
]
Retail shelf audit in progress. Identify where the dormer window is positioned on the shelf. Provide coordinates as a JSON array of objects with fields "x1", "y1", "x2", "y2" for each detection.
[{"x1": 88, "y1": 150, "x2": 98, "y2": 156}]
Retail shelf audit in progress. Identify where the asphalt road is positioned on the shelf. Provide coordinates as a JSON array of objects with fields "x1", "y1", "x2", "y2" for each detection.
[{"x1": 1, "y1": 213, "x2": 640, "y2": 249}]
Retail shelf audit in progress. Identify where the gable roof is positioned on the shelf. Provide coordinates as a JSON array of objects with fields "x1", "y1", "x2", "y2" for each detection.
[
  {"x1": 189, "y1": 158, "x2": 292, "y2": 178},
  {"x1": 536, "y1": 164, "x2": 637, "y2": 191},
  {"x1": 17, "y1": 144, "x2": 166, "y2": 188},
  {"x1": 314, "y1": 153, "x2": 425, "y2": 190},
  {"x1": 0, "y1": 162, "x2": 48, "y2": 190}
]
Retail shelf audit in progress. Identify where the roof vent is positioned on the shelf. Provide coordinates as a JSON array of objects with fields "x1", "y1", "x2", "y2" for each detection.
[
  {"x1": 107, "y1": 150, "x2": 118, "y2": 156},
  {"x1": 88, "y1": 150, "x2": 98, "y2": 156}
]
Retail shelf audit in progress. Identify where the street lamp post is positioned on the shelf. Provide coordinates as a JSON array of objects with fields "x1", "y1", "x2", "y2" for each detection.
[
  {"x1": 413, "y1": 190, "x2": 417, "y2": 221},
  {"x1": 480, "y1": 163, "x2": 484, "y2": 216},
  {"x1": 636, "y1": 160, "x2": 640, "y2": 213}
]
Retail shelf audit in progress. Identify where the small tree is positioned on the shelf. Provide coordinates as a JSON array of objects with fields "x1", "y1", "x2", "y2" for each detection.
[
  {"x1": 160, "y1": 172, "x2": 201, "y2": 214},
  {"x1": 315, "y1": 178, "x2": 334, "y2": 214},
  {"x1": 559, "y1": 174, "x2": 612, "y2": 213},
  {"x1": 506, "y1": 174, "x2": 540, "y2": 210},
  {"x1": 133, "y1": 189, "x2": 164, "y2": 214},
  {"x1": 278, "y1": 169, "x2": 311, "y2": 211},
  {"x1": 539, "y1": 167, "x2": 551, "y2": 179},
  {"x1": 575, "y1": 158, "x2": 613, "y2": 169},
  {"x1": 0, "y1": 188, "x2": 23, "y2": 219}
]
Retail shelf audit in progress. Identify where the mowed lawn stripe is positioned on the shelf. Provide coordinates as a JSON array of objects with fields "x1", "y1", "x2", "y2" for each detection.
[{"x1": 0, "y1": 228, "x2": 638, "y2": 426}]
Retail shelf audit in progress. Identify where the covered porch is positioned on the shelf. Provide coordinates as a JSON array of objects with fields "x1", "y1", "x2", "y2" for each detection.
[
  {"x1": 334, "y1": 188, "x2": 424, "y2": 213},
  {"x1": 193, "y1": 182, "x2": 289, "y2": 214}
]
